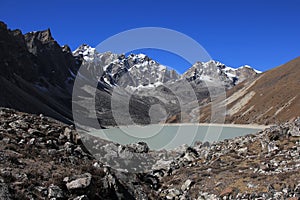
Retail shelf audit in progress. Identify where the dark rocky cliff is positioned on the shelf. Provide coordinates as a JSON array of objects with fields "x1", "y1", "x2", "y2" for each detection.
[{"x1": 0, "y1": 21, "x2": 82, "y2": 124}]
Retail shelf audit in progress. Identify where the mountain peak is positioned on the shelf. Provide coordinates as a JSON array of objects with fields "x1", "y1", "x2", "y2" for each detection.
[
  {"x1": 0, "y1": 21, "x2": 7, "y2": 30},
  {"x1": 73, "y1": 44, "x2": 95, "y2": 54},
  {"x1": 25, "y1": 28, "x2": 54, "y2": 44},
  {"x1": 239, "y1": 65, "x2": 262, "y2": 73}
]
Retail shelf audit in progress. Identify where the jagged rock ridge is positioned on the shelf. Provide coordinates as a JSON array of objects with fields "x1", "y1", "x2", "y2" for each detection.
[{"x1": 0, "y1": 21, "x2": 82, "y2": 124}]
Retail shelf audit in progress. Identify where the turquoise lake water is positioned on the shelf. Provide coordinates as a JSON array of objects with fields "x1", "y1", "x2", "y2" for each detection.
[{"x1": 91, "y1": 124, "x2": 261, "y2": 150}]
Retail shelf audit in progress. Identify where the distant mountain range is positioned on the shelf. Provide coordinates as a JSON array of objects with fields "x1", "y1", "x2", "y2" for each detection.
[
  {"x1": 0, "y1": 21, "x2": 298, "y2": 126},
  {"x1": 73, "y1": 44, "x2": 260, "y2": 90}
]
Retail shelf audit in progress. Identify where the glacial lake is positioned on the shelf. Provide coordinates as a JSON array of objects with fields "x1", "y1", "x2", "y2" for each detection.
[{"x1": 91, "y1": 124, "x2": 262, "y2": 150}]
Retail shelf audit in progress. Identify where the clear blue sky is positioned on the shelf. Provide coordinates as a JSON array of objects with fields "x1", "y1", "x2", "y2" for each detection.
[{"x1": 1, "y1": 0, "x2": 300, "y2": 73}]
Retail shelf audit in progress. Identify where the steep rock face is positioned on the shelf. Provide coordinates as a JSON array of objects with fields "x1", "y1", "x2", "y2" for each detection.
[
  {"x1": 0, "y1": 21, "x2": 82, "y2": 124},
  {"x1": 24, "y1": 29, "x2": 80, "y2": 87}
]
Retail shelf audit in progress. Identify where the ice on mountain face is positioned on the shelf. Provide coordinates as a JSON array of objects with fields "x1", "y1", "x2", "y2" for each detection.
[
  {"x1": 137, "y1": 53, "x2": 146, "y2": 59},
  {"x1": 73, "y1": 45, "x2": 119, "y2": 66},
  {"x1": 239, "y1": 65, "x2": 262, "y2": 73},
  {"x1": 254, "y1": 69, "x2": 262, "y2": 73},
  {"x1": 224, "y1": 66, "x2": 236, "y2": 72},
  {"x1": 200, "y1": 75, "x2": 213, "y2": 82},
  {"x1": 73, "y1": 44, "x2": 95, "y2": 57},
  {"x1": 103, "y1": 77, "x2": 113, "y2": 86},
  {"x1": 158, "y1": 65, "x2": 166, "y2": 71},
  {"x1": 226, "y1": 72, "x2": 236, "y2": 78}
]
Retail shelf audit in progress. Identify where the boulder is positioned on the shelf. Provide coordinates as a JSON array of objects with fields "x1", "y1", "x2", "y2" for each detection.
[
  {"x1": 66, "y1": 173, "x2": 92, "y2": 190},
  {"x1": 48, "y1": 184, "x2": 63, "y2": 199},
  {"x1": 181, "y1": 179, "x2": 193, "y2": 191}
]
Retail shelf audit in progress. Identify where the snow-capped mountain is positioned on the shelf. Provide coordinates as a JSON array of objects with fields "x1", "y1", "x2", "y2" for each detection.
[
  {"x1": 183, "y1": 60, "x2": 261, "y2": 88},
  {"x1": 223, "y1": 64, "x2": 262, "y2": 84},
  {"x1": 73, "y1": 45, "x2": 261, "y2": 90},
  {"x1": 72, "y1": 45, "x2": 263, "y2": 126},
  {"x1": 73, "y1": 44, "x2": 118, "y2": 65},
  {"x1": 73, "y1": 45, "x2": 180, "y2": 88}
]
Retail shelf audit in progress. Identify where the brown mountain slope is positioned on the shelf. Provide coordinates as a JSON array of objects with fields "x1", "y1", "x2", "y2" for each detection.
[{"x1": 224, "y1": 56, "x2": 300, "y2": 124}]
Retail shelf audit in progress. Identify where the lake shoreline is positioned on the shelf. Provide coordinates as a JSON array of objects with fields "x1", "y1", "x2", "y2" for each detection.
[{"x1": 104, "y1": 123, "x2": 270, "y2": 130}]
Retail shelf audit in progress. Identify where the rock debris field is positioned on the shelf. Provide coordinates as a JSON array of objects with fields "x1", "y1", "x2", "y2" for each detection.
[{"x1": 0, "y1": 108, "x2": 299, "y2": 199}]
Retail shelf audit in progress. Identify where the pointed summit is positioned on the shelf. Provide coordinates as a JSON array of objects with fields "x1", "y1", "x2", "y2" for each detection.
[{"x1": 24, "y1": 28, "x2": 54, "y2": 44}]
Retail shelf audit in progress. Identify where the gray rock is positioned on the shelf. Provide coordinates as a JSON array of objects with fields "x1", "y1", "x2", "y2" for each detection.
[
  {"x1": 247, "y1": 182, "x2": 258, "y2": 189},
  {"x1": 9, "y1": 120, "x2": 29, "y2": 130},
  {"x1": 72, "y1": 195, "x2": 89, "y2": 200},
  {"x1": 126, "y1": 142, "x2": 149, "y2": 153},
  {"x1": 102, "y1": 173, "x2": 116, "y2": 189},
  {"x1": 48, "y1": 149, "x2": 57, "y2": 155},
  {"x1": 28, "y1": 138, "x2": 35, "y2": 145},
  {"x1": 74, "y1": 146, "x2": 85, "y2": 156},
  {"x1": 27, "y1": 128, "x2": 43, "y2": 136},
  {"x1": 288, "y1": 126, "x2": 300, "y2": 136},
  {"x1": 237, "y1": 147, "x2": 248, "y2": 156},
  {"x1": 64, "y1": 127, "x2": 72, "y2": 140},
  {"x1": 34, "y1": 186, "x2": 47, "y2": 197},
  {"x1": 48, "y1": 184, "x2": 63, "y2": 199},
  {"x1": 268, "y1": 142, "x2": 279, "y2": 153},
  {"x1": 201, "y1": 141, "x2": 210, "y2": 148},
  {"x1": 66, "y1": 173, "x2": 92, "y2": 190},
  {"x1": 197, "y1": 192, "x2": 218, "y2": 200},
  {"x1": 181, "y1": 179, "x2": 193, "y2": 191},
  {"x1": 2, "y1": 137, "x2": 10, "y2": 144},
  {"x1": 166, "y1": 188, "x2": 181, "y2": 199},
  {"x1": 0, "y1": 182, "x2": 11, "y2": 200},
  {"x1": 294, "y1": 183, "x2": 300, "y2": 193}
]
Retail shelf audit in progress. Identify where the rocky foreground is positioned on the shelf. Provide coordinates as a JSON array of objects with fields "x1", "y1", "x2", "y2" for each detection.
[{"x1": 0, "y1": 108, "x2": 300, "y2": 199}]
